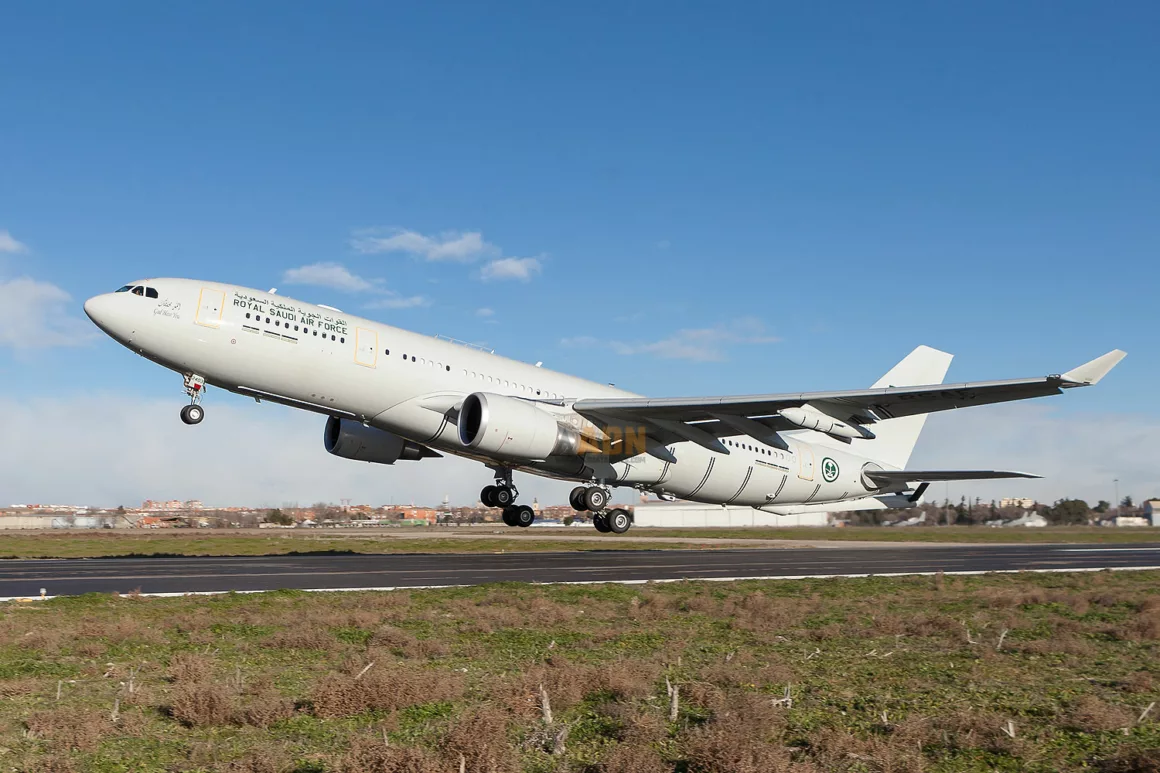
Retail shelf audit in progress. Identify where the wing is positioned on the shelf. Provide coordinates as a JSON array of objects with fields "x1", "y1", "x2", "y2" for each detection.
[
  {"x1": 572, "y1": 349, "x2": 1125, "y2": 458},
  {"x1": 864, "y1": 470, "x2": 1040, "y2": 484}
]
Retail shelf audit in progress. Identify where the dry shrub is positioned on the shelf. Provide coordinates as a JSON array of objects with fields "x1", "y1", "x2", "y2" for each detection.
[
  {"x1": 805, "y1": 726, "x2": 924, "y2": 773},
  {"x1": 601, "y1": 742, "x2": 669, "y2": 773},
  {"x1": 683, "y1": 682, "x2": 727, "y2": 716},
  {"x1": 265, "y1": 626, "x2": 334, "y2": 650},
  {"x1": 171, "y1": 681, "x2": 235, "y2": 727},
  {"x1": 238, "y1": 688, "x2": 295, "y2": 728},
  {"x1": 1096, "y1": 743, "x2": 1160, "y2": 773},
  {"x1": 1063, "y1": 695, "x2": 1135, "y2": 732},
  {"x1": 26, "y1": 707, "x2": 112, "y2": 751},
  {"x1": 215, "y1": 748, "x2": 293, "y2": 773},
  {"x1": 595, "y1": 661, "x2": 659, "y2": 701},
  {"x1": 312, "y1": 666, "x2": 465, "y2": 719},
  {"x1": 81, "y1": 616, "x2": 165, "y2": 646},
  {"x1": 338, "y1": 738, "x2": 442, "y2": 773},
  {"x1": 19, "y1": 626, "x2": 69, "y2": 652},
  {"x1": 442, "y1": 707, "x2": 518, "y2": 773},
  {"x1": 1124, "y1": 670, "x2": 1154, "y2": 694},
  {"x1": 1017, "y1": 634, "x2": 1097, "y2": 658},
  {"x1": 1133, "y1": 611, "x2": 1160, "y2": 640},
  {"x1": 367, "y1": 626, "x2": 449, "y2": 659},
  {"x1": 0, "y1": 677, "x2": 41, "y2": 697},
  {"x1": 25, "y1": 756, "x2": 78, "y2": 773},
  {"x1": 75, "y1": 640, "x2": 108, "y2": 658},
  {"x1": 699, "y1": 658, "x2": 795, "y2": 690},
  {"x1": 683, "y1": 723, "x2": 809, "y2": 773},
  {"x1": 168, "y1": 652, "x2": 215, "y2": 683},
  {"x1": 722, "y1": 592, "x2": 808, "y2": 633}
]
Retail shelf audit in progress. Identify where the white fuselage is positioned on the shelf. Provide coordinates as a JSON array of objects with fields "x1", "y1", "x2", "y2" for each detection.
[{"x1": 84, "y1": 278, "x2": 889, "y2": 509}]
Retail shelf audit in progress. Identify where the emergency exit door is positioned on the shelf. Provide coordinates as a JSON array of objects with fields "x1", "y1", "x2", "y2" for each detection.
[
  {"x1": 355, "y1": 327, "x2": 378, "y2": 367},
  {"x1": 195, "y1": 288, "x2": 225, "y2": 328},
  {"x1": 797, "y1": 444, "x2": 815, "y2": 481}
]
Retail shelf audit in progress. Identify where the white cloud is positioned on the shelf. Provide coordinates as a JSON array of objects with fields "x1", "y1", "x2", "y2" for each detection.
[
  {"x1": 475, "y1": 308, "x2": 495, "y2": 318},
  {"x1": 282, "y1": 262, "x2": 377, "y2": 292},
  {"x1": 0, "y1": 230, "x2": 28, "y2": 254},
  {"x1": 0, "y1": 394, "x2": 582, "y2": 508},
  {"x1": 567, "y1": 317, "x2": 779, "y2": 362},
  {"x1": 912, "y1": 404, "x2": 1160, "y2": 507},
  {"x1": 365, "y1": 294, "x2": 430, "y2": 310},
  {"x1": 0, "y1": 277, "x2": 95, "y2": 349},
  {"x1": 351, "y1": 228, "x2": 498, "y2": 262},
  {"x1": 480, "y1": 257, "x2": 542, "y2": 282}
]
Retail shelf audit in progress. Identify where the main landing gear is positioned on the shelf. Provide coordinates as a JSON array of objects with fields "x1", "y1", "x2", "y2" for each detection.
[
  {"x1": 179, "y1": 374, "x2": 206, "y2": 425},
  {"x1": 481, "y1": 469, "x2": 536, "y2": 528},
  {"x1": 569, "y1": 485, "x2": 632, "y2": 534}
]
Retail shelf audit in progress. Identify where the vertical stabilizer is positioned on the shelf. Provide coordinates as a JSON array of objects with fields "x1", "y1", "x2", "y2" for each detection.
[{"x1": 865, "y1": 346, "x2": 953, "y2": 468}]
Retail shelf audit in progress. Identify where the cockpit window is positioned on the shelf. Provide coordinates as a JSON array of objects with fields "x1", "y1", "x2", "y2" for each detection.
[
  {"x1": 116, "y1": 285, "x2": 134, "y2": 293},
  {"x1": 131, "y1": 286, "x2": 145, "y2": 296},
  {"x1": 145, "y1": 287, "x2": 158, "y2": 299}
]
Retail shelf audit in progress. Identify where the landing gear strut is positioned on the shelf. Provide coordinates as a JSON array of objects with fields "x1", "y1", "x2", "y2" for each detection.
[
  {"x1": 569, "y1": 485, "x2": 631, "y2": 534},
  {"x1": 180, "y1": 374, "x2": 206, "y2": 425}
]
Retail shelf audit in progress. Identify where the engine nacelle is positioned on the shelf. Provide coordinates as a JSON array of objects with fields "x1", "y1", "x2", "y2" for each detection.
[
  {"x1": 324, "y1": 417, "x2": 435, "y2": 465},
  {"x1": 458, "y1": 392, "x2": 582, "y2": 460}
]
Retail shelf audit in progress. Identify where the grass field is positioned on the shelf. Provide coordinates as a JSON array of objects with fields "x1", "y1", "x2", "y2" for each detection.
[
  {"x1": 1, "y1": 570, "x2": 1157, "y2": 772},
  {"x1": 0, "y1": 525, "x2": 1156, "y2": 560}
]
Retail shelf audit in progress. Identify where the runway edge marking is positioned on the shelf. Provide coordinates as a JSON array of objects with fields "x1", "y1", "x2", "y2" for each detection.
[{"x1": 3, "y1": 565, "x2": 1160, "y2": 602}]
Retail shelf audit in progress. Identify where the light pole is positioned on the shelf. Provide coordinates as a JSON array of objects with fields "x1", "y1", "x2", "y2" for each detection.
[{"x1": 1114, "y1": 478, "x2": 1120, "y2": 516}]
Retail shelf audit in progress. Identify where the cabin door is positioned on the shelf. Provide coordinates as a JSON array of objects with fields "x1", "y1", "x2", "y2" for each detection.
[{"x1": 355, "y1": 327, "x2": 378, "y2": 367}]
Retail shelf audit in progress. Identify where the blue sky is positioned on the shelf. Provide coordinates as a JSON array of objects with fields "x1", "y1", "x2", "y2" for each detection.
[{"x1": 1, "y1": 2, "x2": 1157, "y2": 506}]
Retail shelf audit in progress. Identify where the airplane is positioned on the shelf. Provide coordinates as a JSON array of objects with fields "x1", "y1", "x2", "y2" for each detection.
[{"x1": 83, "y1": 279, "x2": 1125, "y2": 534}]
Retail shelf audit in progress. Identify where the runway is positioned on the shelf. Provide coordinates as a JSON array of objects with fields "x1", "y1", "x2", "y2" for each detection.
[{"x1": 1, "y1": 543, "x2": 1159, "y2": 599}]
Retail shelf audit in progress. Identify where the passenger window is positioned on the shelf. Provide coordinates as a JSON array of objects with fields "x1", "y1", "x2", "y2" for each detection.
[
  {"x1": 340, "y1": 337, "x2": 344, "y2": 343},
  {"x1": 145, "y1": 287, "x2": 158, "y2": 299},
  {"x1": 265, "y1": 317, "x2": 270, "y2": 324},
  {"x1": 411, "y1": 356, "x2": 416, "y2": 362},
  {"x1": 245, "y1": 313, "x2": 251, "y2": 319},
  {"x1": 275, "y1": 320, "x2": 280, "y2": 327},
  {"x1": 446, "y1": 365, "x2": 451, "y2": 372},
  {"x1": 385, "y1": 349, "x2": 390, "y2": 356}
]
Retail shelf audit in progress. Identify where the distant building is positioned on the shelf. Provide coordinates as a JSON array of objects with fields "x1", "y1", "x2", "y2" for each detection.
[
  {"x1": 633, "y1": 502, "x2": 828, "y2": 528},
  {"x1": 1144, "y1": 500, "x2": 1160, "y2": 527},
  {"x1": 1107, "y1": 516, "x2": 1150, "y2": 528},
  {"x1": 1000, "y1": 497, "x2": 1037, "y2": 509}
]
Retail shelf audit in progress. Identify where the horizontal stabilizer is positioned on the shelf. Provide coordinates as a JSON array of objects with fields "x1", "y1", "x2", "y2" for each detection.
[
  {"x1": 866, "y1": 470, "x2": 1040, "y2": 484},
  {"x1": 1061, "y1": 349, "x2": 1126, "y2": 385}
]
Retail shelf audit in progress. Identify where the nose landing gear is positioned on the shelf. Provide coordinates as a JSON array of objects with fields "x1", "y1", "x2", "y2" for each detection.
[{"x1": 180, "y1": 374, "x2": 206, "y2": 425}]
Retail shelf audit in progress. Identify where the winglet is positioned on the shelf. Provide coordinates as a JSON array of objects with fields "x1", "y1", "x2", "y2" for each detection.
[{"x1": 1061, "y1": 349, "x2": 1126, "y2": 385}]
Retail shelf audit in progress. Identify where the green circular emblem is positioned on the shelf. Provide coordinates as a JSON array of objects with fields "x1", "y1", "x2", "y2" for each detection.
[{"x1": 821, "y1": 457, "x2": 840, "y2": 483}]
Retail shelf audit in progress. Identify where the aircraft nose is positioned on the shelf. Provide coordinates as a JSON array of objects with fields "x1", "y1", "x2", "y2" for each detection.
[
  {"x1": 83, "y1": 293, "x2": 124, "y2": 338},
  {"x1": 83, "y1": 294, "x2": 111, "y2": 327}
]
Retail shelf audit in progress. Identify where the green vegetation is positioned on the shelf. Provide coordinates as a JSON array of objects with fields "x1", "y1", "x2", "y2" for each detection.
[
  {"x1": 1, "y1": 571, "x2": 1157, "y2": 771},
  {"x1": 0, "y1": 524, "x2": 1155, "y2": 561}
]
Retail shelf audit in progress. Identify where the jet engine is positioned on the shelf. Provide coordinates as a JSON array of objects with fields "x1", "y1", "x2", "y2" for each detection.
[
  {"x1": 324, "y1": 417, "x2": 439, "y2": 465},
  {"x1": 458, "y1": 392, "x2": 588, "y2": 460}
]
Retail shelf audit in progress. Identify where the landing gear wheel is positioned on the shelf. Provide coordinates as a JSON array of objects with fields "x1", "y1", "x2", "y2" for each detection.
[
  {"x1": 583, "y1": 487, "x2": 609, "y2": 512},
  {"x1": 481, "y1": 486, "x2": 498, "y2": 508},
  {"x1": 514, "y1": 504, "x2": 535, "y2": 528},
  {"x1": 592, "y1": 512, "x2": 612, "y2": 533},
  {"x1": 180, "y1": 404, "x2": 204, "y2": 425},
  {"x1": 501, "y1": 506, "x2": 519, "y2": 527},
  {"x1": 606, "y1": 508, "x2": 632, "y2": 534},
  {"x1": 569, "y1": 486, "x2": 588, "y2": 511},
  {"x1": 494, "y1": 486, "x2": 514, "y2": 507}
]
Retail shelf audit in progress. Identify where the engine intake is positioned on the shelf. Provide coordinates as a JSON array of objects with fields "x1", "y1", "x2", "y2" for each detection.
[
  {"x1": 324, "y1": 417, "x2": 438, "y2": 465},
  {"x1": 458, "y1": 392, "x2": 582, "y2": 460}
]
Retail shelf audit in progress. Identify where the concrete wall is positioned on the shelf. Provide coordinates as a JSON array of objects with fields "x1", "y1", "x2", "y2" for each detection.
[{"x1": 633, "y1": 503, "x2": 829, "y2": 528}]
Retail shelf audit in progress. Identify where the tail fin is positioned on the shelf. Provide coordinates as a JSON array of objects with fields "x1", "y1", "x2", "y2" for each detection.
[{"x1": 865, "y1": 345, "x2": 953, "y2": 468}]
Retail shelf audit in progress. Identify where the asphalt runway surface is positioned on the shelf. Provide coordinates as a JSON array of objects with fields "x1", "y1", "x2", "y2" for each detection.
[{"x1": 1, "y1": 543, "x2": 1159, "y2": 599}]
